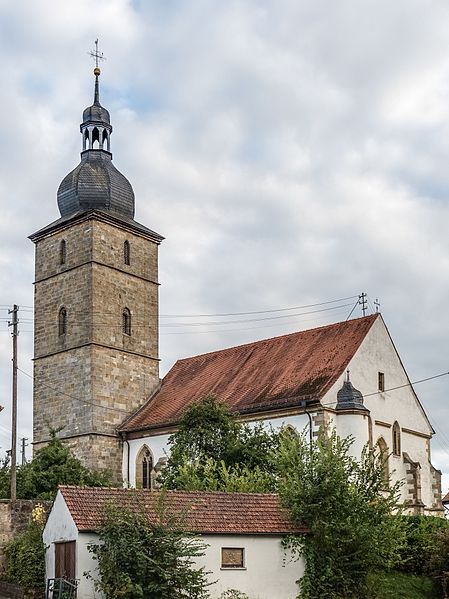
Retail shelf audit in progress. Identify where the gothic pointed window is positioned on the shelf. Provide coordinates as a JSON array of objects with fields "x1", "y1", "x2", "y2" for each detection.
[
  {"x1": 60, "y1": 240, "x2": 66, "y2": 265},
  {"x1": 124, "y1": 240, "x2": 130, "y2": 265},
  {"x1": 122, "y1": 308, "x2": 131, "y2": 336},
  {"x1": 136, "y1": 446, "x2": 153, "y2": 489},
  {"x1": 392, "y1": 421, "x2": 401, "y2": 456},
  {"x1": 58, "y1": 307, "x2": 67, "y2": 336}
]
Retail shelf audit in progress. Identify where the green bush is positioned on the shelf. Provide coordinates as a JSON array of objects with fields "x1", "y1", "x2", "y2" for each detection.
[
  {"x1": 367, "y1": 571, "x2": 438, "y2": 599},
  {"x1": 397, "y1": 515, "x2": 449, "y2": 575},
  {"x1": 87, "y1": 494, "x2": 211, "y2": 598},
  {"x1": 278, "y1": 431, "x2": 405, "y2": 599},
  {"x1": 0, "y1": 428, "x2": 111, "y2": 500},
  {"x1": 426, "y1": 526, "x2": 449, "y2": 597},
  {"x1": 4, "y1": 504, "x2": 46, "y2": 592}
]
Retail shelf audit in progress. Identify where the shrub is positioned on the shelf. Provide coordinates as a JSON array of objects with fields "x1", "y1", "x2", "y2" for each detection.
[
  {"x1": 87, "y1": 493, "x2": 211, "y2": 598},
  {"x1": 278, "y1": 430, "x2": 405, "y2": 599},
  {"x1": 426, "y1": 526, "x2": 449, "y2": 597},
  {"x1": 4, "y1": 504, "x2": 46, "y2": 592},
  {"x1": 397, "y1": 515, "x2": 449, "y2": 575}
]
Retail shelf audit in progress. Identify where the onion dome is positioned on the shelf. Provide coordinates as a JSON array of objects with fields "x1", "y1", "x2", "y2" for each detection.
[
  {"x1": 336, "y1": 371, "x2": 366, "y2": 411},
  {"x1": 57, "y1": 67, "x2": 135, "y2": 220}
]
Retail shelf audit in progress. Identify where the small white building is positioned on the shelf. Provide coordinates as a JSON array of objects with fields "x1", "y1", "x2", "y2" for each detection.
[
  {"x1": 43, "y1": 486, "x2": 305, "y2": 599},
  {"x1": 120, "y1": 314, "x2": 443, "y2": 515}
]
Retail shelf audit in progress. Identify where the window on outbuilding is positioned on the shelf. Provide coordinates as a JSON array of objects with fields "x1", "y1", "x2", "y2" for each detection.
[
  {"x1": 378, "y1": 372, "x2": 385, "y2": 392},
  {"x1": 221, "y1": 547, "x2": 245, "y2": 569},
  {"x1": 122, "y1": 308, "x2": 131, "y2": 336},
  {"x1": 124, "y1": 240, "x2": 130, "y2": 265},
  {"x1": 58, "y1": 307, "x2": 67, "y2": 336},
  {"x1": 135, "y1": 446, "x2": 153, "y2": 489},
  {"x1": 392, "y1": 421, "x2": 401, "y2": 456},
  {"x1": 60, "y1": 240, "x2": 67, "y2": 265}
]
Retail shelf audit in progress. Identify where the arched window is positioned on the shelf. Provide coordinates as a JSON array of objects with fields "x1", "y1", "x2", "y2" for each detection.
[
  {"x1": 60, "y1": 240, "x2": 66, "y2": 265},
  {"x1": 376, "y1": 437, "x2": 389, "y2": 484},
  {"x1": 282, "y1": 424, "x2": 297, "y2": 438},
  {"x1": 92, "y1": 127, "x2": 100, "y2": 149},
  {"x1": 122, "y1": 308, "x2": 131, "y2": 335},
  {"x1": 58, "y1": 307, "x2": 67, "y2": 336},
  {"x1": 136, "y1": 446, "x2": 153, "y2": 489},
  {"x1": 392, "y1": 421, "x2": 401, "y2": 456},
  {"x1": 124, "y1": 240, "x2": 130, "y2": 265}
]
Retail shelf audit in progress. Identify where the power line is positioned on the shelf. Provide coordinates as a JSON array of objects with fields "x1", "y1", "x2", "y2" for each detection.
[
  {"x1": 161, "y1": 306, "x2": 353, "y2": 335},
  {"x1": 362, "y1": 372, "x2": 449, "y2": 398},
  {"x1": 159, "y1": 295, "x2": 359, "y2": 318},
  {"x1": 4, "y1": 302, "x2": 359, "y2": 328},
  {"x1": 320, "y1": 370, "x2": 449, "y2": 409},
  {"x1": 3, "y1": 295, "x2": 360, "y2": 320}
]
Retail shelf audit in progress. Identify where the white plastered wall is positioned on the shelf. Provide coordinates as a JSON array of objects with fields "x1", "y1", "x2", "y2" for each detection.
[
  {"x1": 48, "y1": 528, "x2": 303, "y2": 599},
  {"x1": 77, "y1": 533, "x2": 103, "y2": 599},
  {"x1": 321, "y1": 316, "x2": 436, "y2": 511},
  {"x1": 198, "y1": 534, "x2": 303, "y2": 599},
  {"x1": 42, "y1": 492, "x2": 78, "y2": 588},
  {"x1": 43, "y1": 493, "x2": 103, "y2": 598},
  {"x1": 123, "y1": 433, "x2": 170, "y2": 486},
  {"x1": 124, "y1": 414, "x2": 311, "y2": 488}
]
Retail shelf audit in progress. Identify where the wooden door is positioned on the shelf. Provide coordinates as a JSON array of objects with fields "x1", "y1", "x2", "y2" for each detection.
[{"x1": 55, "y1": 541, "x2": 76, "y2": 579}]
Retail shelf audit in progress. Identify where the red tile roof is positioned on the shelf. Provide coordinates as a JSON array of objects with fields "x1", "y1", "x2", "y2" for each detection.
[
  {"x1": 443, "y1": 490, "x2": 449, "y2": 504},
  {"x1": 59, "y1": 486, "x2": 305, "y2": 535},
  {"x1": 121, "y1": 315, "x2": 379, "y2": 432}
]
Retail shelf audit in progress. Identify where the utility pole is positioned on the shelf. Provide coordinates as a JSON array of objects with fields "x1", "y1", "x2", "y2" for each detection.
[
  {"x1": 8, "y1": 304, "x2": 18, "y2": 501},
  {"x1": 359, "y1": 292, "x2": 367, "y2": 317},
  {"x1": 20, "y1": 437, "x2": 28, "y2": 466}
]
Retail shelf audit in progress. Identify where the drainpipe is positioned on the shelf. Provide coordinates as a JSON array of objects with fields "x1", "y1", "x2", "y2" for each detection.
[{"x1": 300, "y1": 400, "x2": 313, "y2": 450}]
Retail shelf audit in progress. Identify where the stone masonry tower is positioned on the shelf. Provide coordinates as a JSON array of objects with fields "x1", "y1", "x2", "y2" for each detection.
[{"x1": 29, "y1": 64, "x2": 163, "y2": 480}]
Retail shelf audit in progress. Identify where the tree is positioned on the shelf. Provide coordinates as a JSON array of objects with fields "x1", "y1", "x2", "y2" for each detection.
[
  {"x1": 0, "y1": 429, "x2": 111, "y2": 500},
  {"x1": 87, "y1": 494, "x2": 211, "y2": 599},
  {"x1": 160, "y1": 395, "x2": 280, "y2": 492},
  {"x1": 277, "y1": 430, "x2": 405, "y2": 599}
]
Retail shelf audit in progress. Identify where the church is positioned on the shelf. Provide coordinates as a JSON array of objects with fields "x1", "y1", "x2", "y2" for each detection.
[{"x1": 30, "y1": 66, "x2": 443, "y2": 517}]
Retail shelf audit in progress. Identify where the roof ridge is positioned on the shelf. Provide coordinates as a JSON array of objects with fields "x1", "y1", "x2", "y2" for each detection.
[
  {"x1": 176, "y1": 314, "x2": 379, "y2": 363},
  {"x1": 59, "y1": 485, "x2": 279, "y2": 498}
]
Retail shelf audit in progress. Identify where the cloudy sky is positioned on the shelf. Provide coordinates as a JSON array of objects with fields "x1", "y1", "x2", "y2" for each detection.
[{"x1": 0, "y1": 0, "x2": 448, "y2": 489}]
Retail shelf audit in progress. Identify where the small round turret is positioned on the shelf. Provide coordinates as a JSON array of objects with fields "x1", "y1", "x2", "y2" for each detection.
[{"x1": 336, "y1": 371, "x2": 366, "y2": 411}]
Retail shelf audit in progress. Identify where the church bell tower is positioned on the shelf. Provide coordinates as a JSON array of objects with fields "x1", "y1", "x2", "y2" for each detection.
[{"x1": 30, "y1": 61, "x2": 163, "y2": 480}]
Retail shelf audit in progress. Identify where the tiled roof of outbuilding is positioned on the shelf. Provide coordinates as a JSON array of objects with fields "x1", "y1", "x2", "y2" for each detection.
[
  {"x1": 443, "y1": 490, "x2": 449, "y2": 504},
  {"x1": 59, "y1": 486, "x2": 305, "y2": 535},
  {"x1": 121, "y1": 314, "x2": 379, "y2": 432}
]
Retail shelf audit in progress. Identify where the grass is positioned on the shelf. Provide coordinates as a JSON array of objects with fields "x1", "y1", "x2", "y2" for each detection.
[{"x1": 367, "y1": 571, "x2": 438, "y2": 599}]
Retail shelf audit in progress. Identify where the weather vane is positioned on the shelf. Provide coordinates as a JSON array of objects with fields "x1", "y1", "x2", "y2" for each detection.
[{"x1": 88, "y1": 39, "x2": 106, "y2": 72}]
